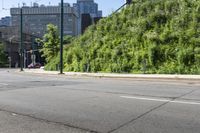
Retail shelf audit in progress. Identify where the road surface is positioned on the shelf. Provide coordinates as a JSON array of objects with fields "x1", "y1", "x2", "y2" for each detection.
[{"x1": 0, "y1": 69, "x2": 199, "y2": 133}]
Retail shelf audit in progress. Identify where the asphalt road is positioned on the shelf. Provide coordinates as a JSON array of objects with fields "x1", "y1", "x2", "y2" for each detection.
[{"x1": 0, "y1": 69, "x2": 200, "y2": 133}]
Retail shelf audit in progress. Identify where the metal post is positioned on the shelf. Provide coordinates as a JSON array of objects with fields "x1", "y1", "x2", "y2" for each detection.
[
  {"x1": 20, "y1": 8, "x2": 23, "y2": 71},
  {"x1": 60, "y1": 0, "x2": 64, "y2": 74},
  {"x1": 24, "y1": 49, "x2": 26, "y2": 68},
  {"x1": 9, "y1": 39, "x2": 12, "y2": 68}
]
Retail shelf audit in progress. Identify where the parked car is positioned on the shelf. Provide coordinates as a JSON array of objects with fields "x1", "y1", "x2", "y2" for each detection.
[{"x1": 28, "y1": 63, "x2": 41, "y2": 69}]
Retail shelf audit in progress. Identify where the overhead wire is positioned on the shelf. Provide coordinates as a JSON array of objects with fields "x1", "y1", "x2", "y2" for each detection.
[{"x1": 1, "y1": 0, "x2": 9, "y2": 10}]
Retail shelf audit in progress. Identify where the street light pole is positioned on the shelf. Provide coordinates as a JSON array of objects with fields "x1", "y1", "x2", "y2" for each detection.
[
  {"x1": 20, "y1": 8, "x2": 24, "y2": 71},
  {"x1": 60, "y1": 0, "x2": 64, "y2": 74}
]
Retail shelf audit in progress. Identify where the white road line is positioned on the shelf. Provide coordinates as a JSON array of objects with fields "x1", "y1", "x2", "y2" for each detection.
[
  {"x1": 120, "y1": 96, "x2": 200, "y2": 105},
  {"x1": 120, "y1": 96, "x2": 170, "y2": 102},
  {"x1": 170, "y1": 101, "x2": 200, "y2": 105},
  {"x1": 0, "y1": 83, "x2": 8, "y2": 86}
]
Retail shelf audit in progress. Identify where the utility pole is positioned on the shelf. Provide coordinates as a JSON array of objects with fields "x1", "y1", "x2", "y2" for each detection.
[
  {"x1": 20, "y1": 8, "x2": 24, "y2": 71},
  {"x1": 60, "y1": 0, "x2": 64, "y2": 74}
]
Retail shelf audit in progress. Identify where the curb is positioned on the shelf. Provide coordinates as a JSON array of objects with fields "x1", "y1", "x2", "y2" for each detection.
[{"x1": 22, "y1": 69, "x2": 200, "y2": 80}]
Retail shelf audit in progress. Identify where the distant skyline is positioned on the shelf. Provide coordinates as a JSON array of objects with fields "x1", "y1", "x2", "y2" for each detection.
[{"x1": 0, "y1": 0, "x2": 125, "y2": 18}]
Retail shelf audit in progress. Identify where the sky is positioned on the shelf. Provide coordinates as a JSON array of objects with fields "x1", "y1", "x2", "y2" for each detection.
[{"x1": 0, "y1": 0, "x2": 125, "y2": 18}]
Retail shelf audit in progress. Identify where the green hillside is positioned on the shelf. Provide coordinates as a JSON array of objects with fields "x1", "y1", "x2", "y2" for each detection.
[{"x1": 46, "y1": 0, "x2": 200, "y2": 74}]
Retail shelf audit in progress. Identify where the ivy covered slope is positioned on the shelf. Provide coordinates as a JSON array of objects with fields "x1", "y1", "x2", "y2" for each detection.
[{"x1": 49, "y1": 0, "x2": 200, "y2": 74}]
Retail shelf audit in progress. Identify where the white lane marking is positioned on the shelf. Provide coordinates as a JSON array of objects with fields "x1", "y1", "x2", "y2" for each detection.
[
  {"x1": 11, "y1": 113, "x2": 17, "y2": 116},
  {"x1": 120, "y1": 96, "x2": 170, "y2": 102},
  {"x1": 170, "y1": 101, "x2": 200, "y2": 105},
  {"x1": 120, "y1": 96, "x2": 200, "y2": 105},
  {"x1": 0, "y1": 83, "x2": 8, "y2": 86}
]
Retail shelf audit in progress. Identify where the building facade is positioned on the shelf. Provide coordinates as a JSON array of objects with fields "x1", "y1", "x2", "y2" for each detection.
[
  {"x1": 73, "y1": 0, "x2": 102, "y2": 18},
  {"x1": 0, "y1": 26, "x2": 29, "y2": 67},
  {"x1": 11, "y1": 3, "x2": 78, "y2": 37},
  {"x1": 73, "y1": 0, "x2": 102, "y2": 34},
  {"x1": 0, "y1": 16, "x2": 12, "y2": 27}
]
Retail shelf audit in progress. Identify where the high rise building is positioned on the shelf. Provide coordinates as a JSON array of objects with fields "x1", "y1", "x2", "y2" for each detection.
[
  {"x1": 73, "y1": 0, "x2": 102, "y2": 17},
  {"x1": 11, "y1": 3, "x2": 78, "y2": 37},
  {"x1": 73, "y1": 0, "x2": 102, "y2": 34}
]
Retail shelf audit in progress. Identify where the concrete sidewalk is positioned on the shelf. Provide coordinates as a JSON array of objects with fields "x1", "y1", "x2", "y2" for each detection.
[{"x1": 21, "y1": 69, "x2": 200, "y2": 80}]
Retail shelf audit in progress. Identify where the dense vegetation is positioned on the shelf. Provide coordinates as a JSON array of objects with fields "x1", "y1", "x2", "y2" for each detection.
[
  {"x1": 37, "y1": 24, "x2": 60, "y2": 63},
  {"x1": 38, "y1": 24, "x2": 73, "y2": 67},
  {"x1": 46, "y1": 0, "x2": 200, "y2": 74},
  {"x1": 0, "y1": 43, "x2": 8, "y2": 67}
]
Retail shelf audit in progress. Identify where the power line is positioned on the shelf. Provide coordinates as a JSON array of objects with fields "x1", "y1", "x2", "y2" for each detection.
[
  {"x1": 1, "y1": 0, "x2": 3, "y2": 9},
  {"x1": 1, "y1": 0, "x2": 9, "y2": 10},
  {"x1": 35, "y1": 0, "x2": 42, "y2": 2}
]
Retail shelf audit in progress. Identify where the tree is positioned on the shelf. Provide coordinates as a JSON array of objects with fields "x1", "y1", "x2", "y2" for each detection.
[
  {"x1": 64, "y1": 35, "x2": 74, "y2": 45},
  {"x1": 0, "y1": 43, "x2": 8, "y2": 67},
  {"x1": 37, "y1": 24, "x2": 60, "y2": 63}
]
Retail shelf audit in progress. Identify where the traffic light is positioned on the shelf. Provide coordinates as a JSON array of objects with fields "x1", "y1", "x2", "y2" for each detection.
[{"x1": 126, "y1": 0, "x2": 132, "y2": 4}]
